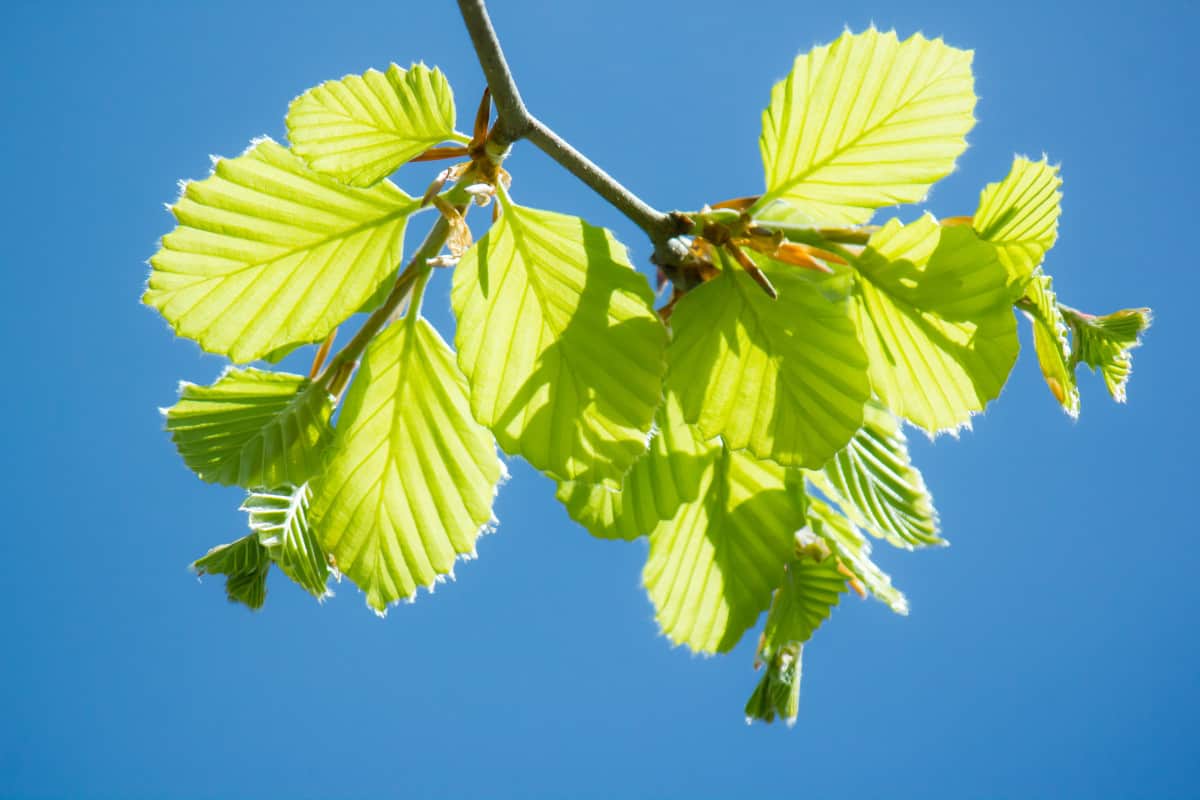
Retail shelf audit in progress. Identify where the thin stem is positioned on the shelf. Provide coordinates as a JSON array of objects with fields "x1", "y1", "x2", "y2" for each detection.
[
  {"x1": 455, "y1": 0, "x2": 691, "y2": 267},
  {"x1": 316, "y1": 215, "x2": 453, "y2": 397}
]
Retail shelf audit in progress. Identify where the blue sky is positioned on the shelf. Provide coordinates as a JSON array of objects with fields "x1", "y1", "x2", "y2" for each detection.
[{"x1": 2, "y1": 1, "x2": 1196, "y2": 797}]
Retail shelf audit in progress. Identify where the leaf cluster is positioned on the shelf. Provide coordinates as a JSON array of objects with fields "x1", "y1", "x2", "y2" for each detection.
[{"x1": 147, "y1": 29, "x2": 1149, "y2": 724}]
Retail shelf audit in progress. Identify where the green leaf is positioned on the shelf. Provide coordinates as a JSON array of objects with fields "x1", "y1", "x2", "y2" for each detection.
[
  {"x1": 452, "y1": 199, "x2": 666, "y2": 486},
  {"x1": 1021, "y1": 274, "x2": 1079, "y2": 416},
  {"x1": 806, "y1": 497, "x2": 907, "y2": 614},
  {"x1": 144, "y1": 138, "x2": 419, "y2": 363},
  {"x1": 1063, "y1": 305, "x2": 1152, "y2": 403},
  {"x1": 974, "y1": 156, "x2": 1062, "y2": 289},
  {"x1": 853, "y1": 216, "x2": 1019, "y2": 434},
  {"x1": 763, "y1": 556, "x2": 848, "y2": 647},
  {"x1": 757, "y1": 28, "x2": 976, "y2": 225},
  {"x1": 666, "y1": 253, "x2": 870, "y2": 468},
  {"x1": 642, "y1": 442, "x2": 807, "y2": 654},
  {"x1": 746, "y1": 555, "x2": 847, "y2": 726},
  {"x1": 193, "y1": 534, "x2": 271, "y2": 610},
  {"x1": 555, "y1": 393, "x2": 710, "y2": 540},
  {"x1": 243, "y1": 484, "x2": 330, "y2": 600},
  {"x1": 810, "y1": 400, "x2": 943, "y2": 549},
  {"x1": 745, "y1": 641, "x2": 803, "y2": 726},
  {"x1": 287, "y1": 63, "x2": 460, "y2": 188},
  {"x1": 164, "y1": 367, "x2": 333, "y2": 488},
  {"x1": 311, "y1": 314, "x2": 503, "y2": 614}
]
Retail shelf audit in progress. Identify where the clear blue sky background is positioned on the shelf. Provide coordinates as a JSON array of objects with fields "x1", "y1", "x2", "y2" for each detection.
[{"x1": 2, "y1": 1, "x2": 1196, "y2": 797}]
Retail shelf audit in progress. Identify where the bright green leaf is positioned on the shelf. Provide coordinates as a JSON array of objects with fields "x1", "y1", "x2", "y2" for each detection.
[
  {"x1": 287, "y1": 63, "x2": 460, "y2": 188},
  {"x1": 243, "y1": 484, "x2": 330, "y2": 600},
  {"x1": 1063, "y1": 305, "x2": 1152, "y2": 403},
  {"x1": 164, "y1": 367, "x2": 333, "y2": 488},
  {"x1": 144, "y1": 138, "x2": 419, "y2": 363},
  {"x1": 853, "y1": 216, "x2": 1018, "y2": 434},
  {"x1": 452, "y1": 199, "x2": 666, "y2": 486},
  {"x1": 974, "y1": 156, "x2": 1062, "y2": 290},
  {"x1": 810, "y1": 400, "x2": 943, "y2": 549},
  {"x1": 311, "y1": 315, "x2": 503, "y2": 614},
  {"x1": 806, "y1": 497, "x2": 907, "y2": 614},
  {"x1": 1021, "y1": 274, "x2": 1079, "y2": 416},
  {"x1": 555, "y1": 393, "x2": 710, "y2": 540},
  {"x1": 666, "y1": 254, "x2": 870, "y2": 468},
  {"x1": 643, "y1": 443, "x2": 807, "y2": 654},
  {"x1": 193, "y1": 534, "x2": 271, "y2": 610},
  {"x1": 757, "y1": 28, "x2": 976, "y2": 225}
]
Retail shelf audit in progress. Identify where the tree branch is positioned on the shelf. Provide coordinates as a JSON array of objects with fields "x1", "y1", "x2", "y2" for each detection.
[{"x1": 455, "y1": 0, "x2": 691, "y2": 267}]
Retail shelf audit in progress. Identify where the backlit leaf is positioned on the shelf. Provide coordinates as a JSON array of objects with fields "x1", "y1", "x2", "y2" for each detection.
[
  {"x1": 853, "y1": 216, "x2": 1018, "y2": 434},
  {"x1": 974, "y1": 156, "x2": 1062, "y2": 290},
  {"x1": 810, "y1": 400, "x2": 943, "y2": 548},
  {"x1": 164, "y1": 367, "x2": 333, "y2": 488},
  {"x1": 243, "y1": 484, "x2": 330, "y2": 599},
  {"x1": 287, "y1": 63, "x2": 460, "y2": 188},
  {"x1": 666, "y1": 253, "x2": 870, "y2": 468},
  {"x1": 643, "y1": 442, "x2": 807, "y2": 654},
  {"x1": 1021, "y1": 273, "x2": 1079, "y2": 416},
  {"x1": 145, "y1": 139, "x2": 419, "y2": 363},
  {"x1": 452, "y1": 199, "x2": 666, "y2": 486},
  {"x1": 757, "y1": 29, "x2": 976, "y2": 225},
  {"x1": 555, "y1": 393, "x2": 709, "y2": 540},
  {"x1": 311, "y1": 315, "x2": 503, "y2": 614},
  {"x1": 1063, "y1": 305, "x2": 1152, "y2": 403},
  {"x1": 807, "y1": 497, "x2": 907, "y2": 614}
]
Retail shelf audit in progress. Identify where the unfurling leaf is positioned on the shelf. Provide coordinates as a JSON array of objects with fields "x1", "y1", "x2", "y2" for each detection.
[
  {"x1": 1021, "y1": 274, "x2": 1079, "y2": 416},
  {"x1": 311, "y1": 314, "x2": 503, "y2": 614},
  {"x1": 287, "y1": 63, "x2": 460, "y2": 187},
  {"x1": 806, "y1": 497, "x2": 907, "y2": 614},
  {"x1": 193, "y1": 535, "x2": 272, "y2": 610},
  {"x1": 452, "y1": 199, "x2": 666, "y2": 487},
  {"x1": 757, "y1": 28, "x2": 976, "y2": 225},
  {"x1": 164, "y1": 368, "x2": 333, "y2": 488},
  {"x1": 144, "y1": 139, "x2": 419, "y2": 363},
  {"x1": 745, "y1": 641, "x2": 804, "y2": 726},
  {"x1": 852, "y1": 216, "x2": 1018, "y2": 434},
  {"x1": 667, "y1": 252, "x2": 870, "y2": 468},
  {"x1": 243, "y1": 484, "x2": 330, "y2": 599},
  {"x1": 810, "y1": 399, "x2": 943, "y2": 549},
  {"x1": 1063, "y1": 305, "x2": 1152, "y2": 402},
  {"x1": 975, "y1": 156, "x2": 1062, "y2": 291}
]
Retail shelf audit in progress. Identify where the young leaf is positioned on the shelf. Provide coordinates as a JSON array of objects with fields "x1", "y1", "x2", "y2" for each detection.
[
  {"x1": 1021, "y1": 274, "x2": 1080, "y2": 416},
  {"x1": 144, "y1": 139, "x2": 419, "y2": 363},
  {"x1": 192, "y1": 534, "x2": 272, "y2": 610},
  {"x1": 745, "y1": 641, "x2": 804, "y2": 726},
  {"x1": 287, "y1": 63, "x2": 460, "y2": 188},
  {"x1": 243, "y1": 484, "x2": 330, "y2": 600},
  {"x1": 763, "y1": 556, "x2": 848, "y2": 647},
  {"x1": 310, "y1": 315, "x2": 503, "y2": 614},
  {"x1": 164, "y1": 368, "x2": 333, "y2": 488},
  {"x1": 853, "y1": 216, "x2": 1019, "y2": 434},
  {"x1": 745, "y1": 555, "x2": 848, "y2": 726},
  {"x1": 1063, "y1": 305, "x2": 1152, "y2": 402},
  {"x1": 555, "y1": 393, "x2": 710, "y2": 540},
  {"x1": 451, "y1": 201, "x2": 667, "y2": 487},
  {"x1": 974, "y1": 156, "x2": 1062, "y2": 289},
  {"x1": 757, "y1": 29, "x2": 976, "y2": 225},
  {"x1": 809, "y1": 400, "x2": 943, "y2": 549},
  {"x1": 807, "y1": 497, "x2": 907, "y2": 614},
  {"x1": 666, "y1": 255, "x2": 870, "y2": 468},
  {"x1": 643, "y1": 443, "x2": 808, "y2": 654}
]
